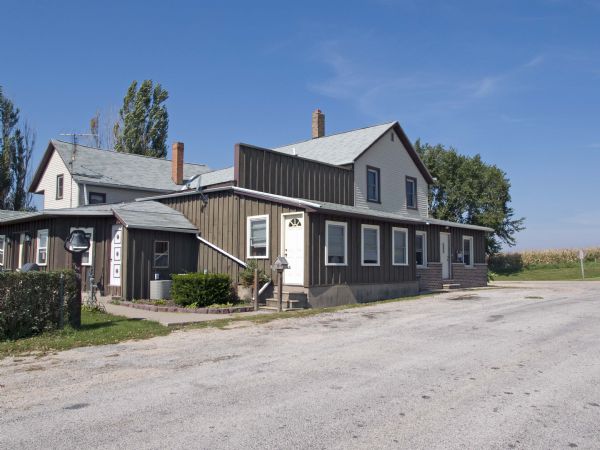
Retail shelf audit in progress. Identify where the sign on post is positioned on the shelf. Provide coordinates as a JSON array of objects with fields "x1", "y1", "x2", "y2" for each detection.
[{"x1": 578, "y1": 249, "x2": 585, "y2": 279}]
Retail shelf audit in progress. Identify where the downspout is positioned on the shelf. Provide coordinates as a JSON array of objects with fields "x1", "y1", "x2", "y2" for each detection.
[
  {"x1": 195, "y1": 234, "x2": 247, "y2": 268},
  {"x1": 83, "y1": 183, "x2": 88, "y2": 206}
]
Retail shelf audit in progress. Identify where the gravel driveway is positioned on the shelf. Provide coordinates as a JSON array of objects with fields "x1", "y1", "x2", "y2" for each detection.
[{"x1": 1, "y1": 281, "x2": 600, "y2": 449}]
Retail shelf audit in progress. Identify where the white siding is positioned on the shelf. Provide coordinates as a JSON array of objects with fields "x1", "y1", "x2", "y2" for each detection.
[
  {"x1": 35, "y1": 149, "x2": 80, "y2": 209},
  {"x1": 354, "y1": 129, "x2": 429, "y2": 218},
  {"x1": 78, "y1": 185, "x2": 163, "y2": 205}
]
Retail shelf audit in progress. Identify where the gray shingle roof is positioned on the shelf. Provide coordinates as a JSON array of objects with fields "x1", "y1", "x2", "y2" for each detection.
[
  {"x1": 0, "y1": 210, "x2": 42, "y2": 222},
  {"x1": 182, "y1": 166, "x2": 234, "y2": 190},
  {"x1": 32, "y1": 140, "x2": 212, "y2": 193},
  {"x1": 272, "y1": 122, "x2": 395, "y2": 165},
  {"x1": 112, "y1": 201, "x2": 198, "y2": 233}
]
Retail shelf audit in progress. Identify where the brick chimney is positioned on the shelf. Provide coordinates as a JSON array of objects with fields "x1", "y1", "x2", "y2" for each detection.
[
  {"x1": 172, "y1": 142, "x2": 184, "y2": 185},
  {"x1": 312, "y1": 109, "x2": 325, "y2": 139}
]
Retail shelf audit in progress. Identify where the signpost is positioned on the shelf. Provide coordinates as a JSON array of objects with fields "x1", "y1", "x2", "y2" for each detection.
[
  {"x1": 271, "y1": 256, "x2": 289, "y2": 312},
  {"x1": 578, "y1": 249, "x2": 585, "y2": 280}
]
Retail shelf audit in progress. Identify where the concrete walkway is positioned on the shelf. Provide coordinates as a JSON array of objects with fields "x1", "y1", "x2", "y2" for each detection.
[{"x1": 100, "y1": 299, "x2": 273, "y2": 326}]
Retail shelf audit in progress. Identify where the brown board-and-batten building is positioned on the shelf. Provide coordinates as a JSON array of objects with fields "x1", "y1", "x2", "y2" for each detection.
[{"x1": 0, "y1": 110, "x2": 492, "y2": 307}]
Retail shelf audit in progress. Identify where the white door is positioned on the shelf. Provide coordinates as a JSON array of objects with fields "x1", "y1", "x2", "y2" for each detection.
[
  {"x1": 282, "y1": 213, "x2": 304, "y2": 285},
  {"x1": 440, "y1": 232, "x2": 451, "y2": 279},
  {"x1": 110, "y1": 225, "x2": 123, "y2": 286}
]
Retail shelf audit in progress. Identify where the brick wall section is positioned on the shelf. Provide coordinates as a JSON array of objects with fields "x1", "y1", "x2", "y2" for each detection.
[
  {"x1": 417, "y1": 263, "x2": 443, "y2": 291},
  {"x1": 451, "y1": 263, "x2": 488, "y2": 288}
]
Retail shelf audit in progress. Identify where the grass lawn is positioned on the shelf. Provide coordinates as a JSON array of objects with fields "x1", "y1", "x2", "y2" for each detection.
[
  {"x1": 0, "y1": 309, "x2": 170, "y2": 359},
  {"x1": 493, "y1": 261, "x2": 600, "y2": 281},
  {"x1": 1, "y1": 293, "x2": 434, "y2": 359}
]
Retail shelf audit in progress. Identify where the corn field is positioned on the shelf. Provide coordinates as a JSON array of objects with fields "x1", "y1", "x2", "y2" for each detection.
[{"x1": 489, "y1": 247, "x2": 600, "y2": 273}]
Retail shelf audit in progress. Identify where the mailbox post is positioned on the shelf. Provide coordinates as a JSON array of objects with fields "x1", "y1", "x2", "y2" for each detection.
[
  {"x1": 271, "y1": 256, "x2": 289, "y2": 312},
  {"x1": 64, "y1": 229, "x2": 91, "y2": 328}
]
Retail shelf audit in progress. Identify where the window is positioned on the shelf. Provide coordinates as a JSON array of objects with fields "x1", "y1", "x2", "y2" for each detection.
[
  {"x1": 366, "y1": 166, "x2": 380, "y2": 203},
  {"x1": 392, "y1": 227, "x2": 408, "y2": 266},
  {"x1": 416, "y1": 231, "x2": 427, "y2": 267},
  {"x1": 56, "y1": 174, "x2": 64, "y2": 200},
  {"x1": 88, "y1": 192, "x2": 106, "y2": 204},
  {"x1": 153, "y1": 241, "x2": 169, "y2": 268},
  {"x1": 361, "y1": 224, "x2": 380, "y2": 266},
  {"x1": 463, "y1": 236, "x2": 474, "y2": 267},
  {"x1": 247, "y1": 215, "x2": 269, "y2": 259},
  {"x1": 406, "y1": 176, "x2": 417, "y2": 209},
  {"x1": 36, "y1": 229, "x2": 49, "y2": 266},
  {"x1": 70, "y1": 227, "x2": 93, "y2": 266},
  {"x1": 325, "y1": 221, "x2": 347, "y2": 266},
  {"x1": 0, "y1": 235, "x2": 5, "y2": 266}
]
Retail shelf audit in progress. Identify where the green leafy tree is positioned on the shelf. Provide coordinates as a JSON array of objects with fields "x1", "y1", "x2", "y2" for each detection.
[
  {"x1": 415, "y1": 140, "x2": 525, "y2": 255},
  {"x1": 114, "y1": 80, "x2": 169, "y2": 157},
  {"x1": 0, "y1": 87, "x2": 35, "y2": 211}
]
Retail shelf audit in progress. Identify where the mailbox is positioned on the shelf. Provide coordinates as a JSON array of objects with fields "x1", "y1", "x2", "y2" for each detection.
[{"x1": 272, "y1": 256, "x2": 289, "y2": 272}]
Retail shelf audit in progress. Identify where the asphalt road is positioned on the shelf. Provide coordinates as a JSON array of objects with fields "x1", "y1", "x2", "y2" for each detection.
[{"x1": 1, "y1": 281, "x2": 600, "y2": 449}]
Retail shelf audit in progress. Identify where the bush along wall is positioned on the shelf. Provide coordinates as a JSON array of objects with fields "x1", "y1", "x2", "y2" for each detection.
[
  {"x1": 0, "y1": 271, "x2": 78, "y2": 340},
  {"x1": 171, "y1": 273, "x2": 233, "y2": 307}
]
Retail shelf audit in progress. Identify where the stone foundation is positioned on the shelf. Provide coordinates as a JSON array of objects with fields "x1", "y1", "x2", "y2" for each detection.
[
  {"x1": 307, "y1": 281, "x2": 419, "y2": 308},
  {"x1": 451, "y1": 263, "x2": 488, "y2": 288},
  {"x1": 417, "y1": 263, "x2": 443, "y2": 291}
]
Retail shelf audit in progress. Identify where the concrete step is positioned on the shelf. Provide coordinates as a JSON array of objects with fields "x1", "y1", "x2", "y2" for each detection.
[
  {"x1": 442, "y1": 283, "x2": 461, "y2": 290},
  {"x1": 265, "y1": 297, "x2": 307, "y2": 310},
  {"x1": 260, "y1": 306, "x2": 305, "y2": 312}
]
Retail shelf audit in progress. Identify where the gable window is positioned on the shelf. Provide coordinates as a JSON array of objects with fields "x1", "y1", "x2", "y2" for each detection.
[
  {"x1": 392, "y1": 227, "x2": 408, "y2": 266},
  {"x1": 56, "y1": 174, "x2": 64, "y2": 200},
  {"x1": 406, "y1": 176, "x2": 417, "y2": 209},
  {"x1": 463, "y1": 236, "x2": 474, "y2": 267},
  {"x1": 325, "y1": 220, "x2": 347, "y2": 266},
  {"x1": 0, "y1": 235, "x2": 5, "y2": 266},
  {"x1": 88, "y1": 192, "x2": 106, "y2": 204},
  {"x1": 153, "y1": 241, "x2": 169, "y2": 268},
  {"x1": 36, "y1": 229, "x2": 49, "y2": 266},
  {"x1": 416, "y1": 231, "x2": 427, "y2": 267},
  {"x1": 361, "y1": 224, "x2": 380, "y2": 266},
  {"x1": 247, "y1": 215, "x2": 269, "y2": 259},
  {"x1": 366, "y1": 167, "x2": 380, "y2": 203},
  {"x1": 70, "y1": 227, "x2": 93, "y2": 266}
]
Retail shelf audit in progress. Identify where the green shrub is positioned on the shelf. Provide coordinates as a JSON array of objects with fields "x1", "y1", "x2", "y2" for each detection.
[
  {"x1": 239, "y1": 260, "x2": 270, "y2": 287},
  {"x1": 0, "y1": 271, "x2": 78, "y2": 340},
  {"x1": 171, "y1": 273, "x2": 233, "y2": 307}
]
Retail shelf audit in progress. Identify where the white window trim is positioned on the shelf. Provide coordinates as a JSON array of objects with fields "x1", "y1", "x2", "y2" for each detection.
[
  {"x1": 153, "y1": 240, "x2": 169, "y2": 268},
  {"x1": 361, "y1": 224, "x2": 380, "y2": 267},
  {"x1": 392, "y1": 227, "x2": 409, "y2": 266},
  {"x1": 36, "y1": 229, "x2": 49, "y2": 266},
  {"x1": 416, "y1": 230, "x2": 427, "y2": 268},
  {"x1": 70, "y1": 227, "x2": 93, "y2": 266},
  {"x1": 0, "y1": 234, "x2": 5, "y2": 266},
  {"x1": 246, "y1": 215, "x2": 269, "y2": 260},
  {"x1": 463, "y1": 236, "x2": 474, "y2": 267},
  {"x1": 325, "y1": 220, "x2": 348, "y2": 266}
]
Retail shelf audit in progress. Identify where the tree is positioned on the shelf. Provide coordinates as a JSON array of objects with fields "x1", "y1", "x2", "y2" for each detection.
[
  {"x1": 0, "y1": 87, "x2": 35, "y2": 211},
  {"x1": 415, "y1": 140, "x2": 525, "y2": 255},
  {"x1": 89, "y1": 108, "x2": 119, "y2": 150},
  {"x1": 113, "y1": 80, "x2": 169, "y2": 157}
]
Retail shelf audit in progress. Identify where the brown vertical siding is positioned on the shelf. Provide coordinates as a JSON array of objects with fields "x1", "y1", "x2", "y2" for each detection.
[
  {"x1": 122, "y1": 229, "x2": 198, "y2": 300},
  {"x1": 308, "y1": 213, "x2": 416, "y2": 286},
  {"x1": 160, "y1": 191, "x2": 303, "y2": 284},
  {"x1": 235, "y1": 144, "x2": 354, "y2": 205},
  {"x1": 0, "y1": 216, "x2": 117, "y2": 294},
  {"x1": 414, "y1": 224, "x2": 486, "y2": 264}
]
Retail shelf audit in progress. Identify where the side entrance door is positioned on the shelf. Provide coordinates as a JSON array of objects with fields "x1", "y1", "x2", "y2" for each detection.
[
  {"x1": 440, "y1": 232, "x2": 451, "y2": 279},
  {"x1": 110, "y1": 225, "x2": 123, "y2": 286},
  {"x1": 282, "y1": 213, "x2": 304, "y2": 285}
]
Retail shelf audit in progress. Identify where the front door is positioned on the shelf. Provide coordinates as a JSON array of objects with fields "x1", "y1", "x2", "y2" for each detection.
[
  {"x1": 110, "y1": 225, "x2": 123, "y2": 286},
  {"x1": 282, "y1": 213, "x2": 304, "y2": 285},
  {"x1": 440, "y1": 232, "x2": 451, "y2": 279}
]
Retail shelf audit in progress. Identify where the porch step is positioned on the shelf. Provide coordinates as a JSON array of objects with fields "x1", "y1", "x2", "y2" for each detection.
[
  {"x1": 442, "y1": 283, "x2": 461, "y2": 290},
  {"x1": 265, "y1": 297, "x2": 307, "y2": 310}
]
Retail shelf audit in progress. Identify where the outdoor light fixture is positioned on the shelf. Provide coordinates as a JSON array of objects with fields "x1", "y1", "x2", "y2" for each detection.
[
  {"x1": 5, "y1": 236, "x2": 11, "y2": 245},
  {"x1": 23, "y1": 233, "x2": 32, "y2": 243}
]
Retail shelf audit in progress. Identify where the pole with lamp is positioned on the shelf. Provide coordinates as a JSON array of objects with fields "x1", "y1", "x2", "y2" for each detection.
[{"x1": 64, "y1": 229, "x2": 90, "y2": 328}]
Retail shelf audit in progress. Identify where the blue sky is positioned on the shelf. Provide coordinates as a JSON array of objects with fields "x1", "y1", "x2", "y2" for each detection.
[{"x1": 3, "y1": 0, "x2": 599, "y2": 250}]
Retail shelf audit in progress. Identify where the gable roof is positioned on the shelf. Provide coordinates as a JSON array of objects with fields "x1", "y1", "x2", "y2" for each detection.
[
  {"x1": 29, "y1": 140, "x2": 212, "y2": 194},
  {"x1": 0, "y1": 202, "x2": 198, "y2": 234},
  {"x1": 272, "y1": 121, "x2": 434, "y2": 184}
]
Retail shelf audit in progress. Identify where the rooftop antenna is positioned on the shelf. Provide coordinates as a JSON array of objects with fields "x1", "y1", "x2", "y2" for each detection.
[{"x1": 59, "y1": 133, "x2": 97, "y2": 208}]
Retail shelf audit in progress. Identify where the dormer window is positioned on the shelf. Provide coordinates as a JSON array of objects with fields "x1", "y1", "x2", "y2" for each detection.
[
  {"x1": 406, "y1": 176, "x2": 417, "y2": 209},
  {"x1": 56, "y1": 174, "x2": 64, "y2": 200},
  {"x1": 366, "y1": 166, "x2": 380, "y2": 203}
]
